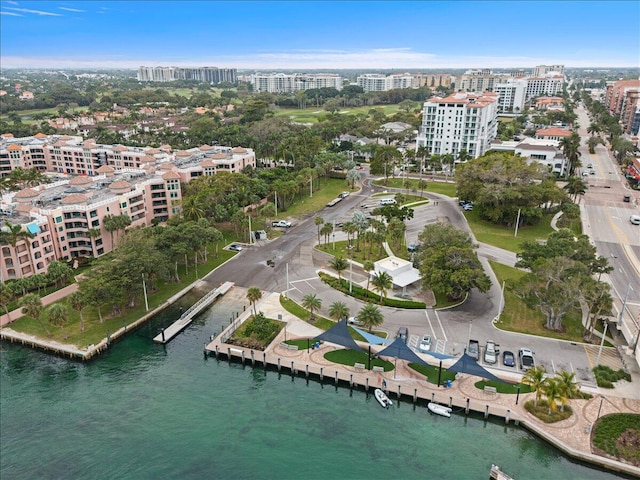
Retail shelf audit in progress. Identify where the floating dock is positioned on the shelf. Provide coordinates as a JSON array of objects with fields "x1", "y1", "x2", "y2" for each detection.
[{"x1": 154, "y1": 281, "x2": 234, "y2": 344}]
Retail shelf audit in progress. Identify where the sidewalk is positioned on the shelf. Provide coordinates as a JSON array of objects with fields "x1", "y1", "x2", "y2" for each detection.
[{"x1": 211, "y1": 291, "x2": 640, "y2": 477}]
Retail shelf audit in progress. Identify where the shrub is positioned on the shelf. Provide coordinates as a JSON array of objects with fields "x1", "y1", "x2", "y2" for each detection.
[
  {"x1": 593, "y1": 365, "x2": 631, "y2": 388},
  {"x1": 592, "y1": 413, "x2": 640, "y2": 466},
  {"x1": 524, "y1": 399, "x2": 573, "y2": 423},
  {"x1": 230, "y1": 312, "x2": 282, "y2": 350},
  {"x1": 318, "y1": 272, "x2": 425, "y2": 309}
]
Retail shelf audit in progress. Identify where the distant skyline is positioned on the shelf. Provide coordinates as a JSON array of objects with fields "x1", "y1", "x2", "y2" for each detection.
[{"x1": 1, "y1": 1, "x2": 639, "y2": 70}]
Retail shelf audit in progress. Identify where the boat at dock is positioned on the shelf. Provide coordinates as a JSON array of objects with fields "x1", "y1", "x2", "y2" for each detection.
[
  {"x1": 428, "y1": 402, "x2": 452, "y2": 417},
  {"x1": 375, "y1": 388, "x2": 392, "y2": 408}
]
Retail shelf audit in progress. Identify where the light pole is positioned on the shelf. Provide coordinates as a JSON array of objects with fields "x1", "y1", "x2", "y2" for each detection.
[
  {"x1": 349, "y1": 258, "x2": 353, "y2": 294},
  {"x1": 142, "y1": 273, "x2": 149, "y2": 312},
  {"x1": 617, "y1": 284, "x2": 632, "y2": 329},
  {"x1": 514, "y1": 208, "x2": 521, "y2": 237},
  {"x1": 596, "y1": 395, "x2": 605, "y2": 421},
  {"x1": 596, "y1": 318, "x2": 609, "y2": 366}
]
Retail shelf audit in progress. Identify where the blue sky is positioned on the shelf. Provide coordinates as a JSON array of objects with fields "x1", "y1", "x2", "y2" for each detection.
[{"x1": 1, "y1": 1, "x2": 638, "y2": 69}]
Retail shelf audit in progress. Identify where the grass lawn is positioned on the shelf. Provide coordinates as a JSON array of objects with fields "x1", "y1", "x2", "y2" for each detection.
[
  {"x1": 276, "y1": 178, "x2": 354, "y2": 219},
  {"x1": 7, "y1": 248, "x2": 237, "y2": 347},
  {"x1": 491, "y1": 261, "x2": 585, "y2": 342},
  {"x1": 409, "y1": 362, "x2": 458, "y2": 384},
  {"x1": 272, "y1": 105, "x2": 402, "y2": 124},
  {"x1": 317, "y1": 239, "x2": 387, "y2": 264},
  {"x1": 592, "y1": 413, "x2": 640, "y2": 465},
  {"x1": 324, "y1": 348, "x2": 394, "y2": 371},
  {"x1": 474, "y1": 380, "x2": 533, "y2": 394},
  {"x1": 372, "y1": 178, "x2": 457, "y2": 198},
  {"x1": 465, "y1": 210, "x2": 556, "y2": 253}
]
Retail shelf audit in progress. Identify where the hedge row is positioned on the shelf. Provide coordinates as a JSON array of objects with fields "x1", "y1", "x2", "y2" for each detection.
[
  {"x1": 318, "y1": 272, "x2": 426, "y2": 309},
  {"x1": 593, "y1": 365, "x2": 632, "y2": 388}
]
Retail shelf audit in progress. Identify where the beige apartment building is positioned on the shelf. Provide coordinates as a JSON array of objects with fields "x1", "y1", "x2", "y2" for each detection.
[{"x1": 0, "y1": 134, "x2": 256, "y2": 280}]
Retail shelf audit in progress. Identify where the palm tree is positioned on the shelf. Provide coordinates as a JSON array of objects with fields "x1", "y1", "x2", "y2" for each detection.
[
  {"x1": 330, "y1": 256, "x2": 349, "y2": 280},
  {"x1": 541, "y1": 377, "x2": 562, "y2": 415},
  {"x1": 68, "y1": 291, "x2": 87, "y2": 333},
  {"x1": 342, "y1": 221, "x2": 357, "y2": 248},
  {"x1": 19, "y1": 293, "x2": 48, "y2": 336},
  {"x1": 559, "y1": 133, "x2": 582, "y2": 176},
  {"x1": 181, "y1": 195, "x2": 206, "y2": 221},
  {"x1": 302, "y1": 293, "x2": 322, "y2": 320},
  {"x1": 246, "y1": 286, "x2": 262, "y2": 316},
  {"x1": 314, "y1": 216, "x2": 324, "y2": 244},
  {"x1": 320, "y1": 223, "x2": 333, "y2": 246},
  {"x1": 563, "y1": 176, "x2": 588, "y2": 202},
  {"x1": 363, "y1": 261, "x2": 375, "y2": 298},
  {"x1": 328, "y1": 301, "x2": 349, "y2": 322},
  {"x1": 555, "y1": 370, "x2": 581, "y2": 411},
  {"x1": 0, "y1": 282, "x2": 14, "y2": 327},
  {"x1": 45, "y1": 303, "x2": 69, "y2": 339},
  {"x1": 522, "y1": 366, "x2": 547, "y2": 407},
  {"x1": 371, "y1": 271, "x2": 393, "y2": 303},
  {"x1": 357, "y1": 302, "x2": 384, "y2": 333}
]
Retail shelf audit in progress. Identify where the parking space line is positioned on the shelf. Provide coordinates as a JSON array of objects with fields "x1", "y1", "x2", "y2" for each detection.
[
  {"x1": 584, "y1": 345, "x2": 595, "y2": 370},
  {"x1": 433, "y1": 310, "x2": 448, "y2": 342},
  {"x1": 424, "y1": 310, "x2": 435, "y2": 338}
]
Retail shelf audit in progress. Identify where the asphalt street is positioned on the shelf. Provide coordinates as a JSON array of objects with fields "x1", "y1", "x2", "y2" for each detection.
[{"x1": 207, "y1": 165, "x2": 624, "y2": 386}]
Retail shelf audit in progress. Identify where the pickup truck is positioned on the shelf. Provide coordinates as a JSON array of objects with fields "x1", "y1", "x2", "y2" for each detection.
[
  {"x1": 484, "y1": 340, "x2": 499, "y2": 364},
  {"x1": 467, "y1": 339, "x2": 479, "y2": 360},
  {"x1": 272, "y1": 220, "x2": 292, "y2": 228}
]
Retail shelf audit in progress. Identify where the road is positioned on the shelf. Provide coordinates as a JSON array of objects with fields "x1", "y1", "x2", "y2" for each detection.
[
  {"x1": 575, "y1": 104, "x2": 640, "y2": 351},
  {"x1": 205, "y1": 159, "x2": 627, "y2": 386}
]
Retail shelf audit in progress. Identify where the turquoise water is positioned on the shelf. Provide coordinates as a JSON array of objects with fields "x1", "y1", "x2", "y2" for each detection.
[{"x1": 0, "y1": 295, "x2": 623, "y2": 480}]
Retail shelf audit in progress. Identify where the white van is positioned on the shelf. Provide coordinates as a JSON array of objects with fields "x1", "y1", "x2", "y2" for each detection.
[{"x1": 379, "y1": 198, "x2": 396, "y2": 206}]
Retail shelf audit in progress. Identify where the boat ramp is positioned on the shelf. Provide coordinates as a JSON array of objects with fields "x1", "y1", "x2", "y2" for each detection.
[{"x1": 153, "y1": 281, "x2": 234, "y2": 344}]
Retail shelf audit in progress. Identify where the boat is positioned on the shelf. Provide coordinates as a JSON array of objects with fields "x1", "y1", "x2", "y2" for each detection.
[
  {"x1": 428, "y1": 402, "x2": 452, "y2": 417},
  {"x1": 374, "y1": 388, "x2": 392, "y2": 408}
]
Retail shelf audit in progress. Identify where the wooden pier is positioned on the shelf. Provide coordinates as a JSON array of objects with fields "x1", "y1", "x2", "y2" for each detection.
[{"x1": 154, "y1": 281, "x2": 234, "y2": 344}]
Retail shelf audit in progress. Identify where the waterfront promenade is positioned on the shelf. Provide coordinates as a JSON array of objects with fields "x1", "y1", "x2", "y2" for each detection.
[{"x1": 207, "y1": 291, "x2": 640, "y2": 478}]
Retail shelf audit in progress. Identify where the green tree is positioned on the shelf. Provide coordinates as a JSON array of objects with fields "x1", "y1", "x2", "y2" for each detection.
[
  {"x1": 45, "y1": 260, "x2": 73, "y2": 288},
  {"x1": 363, "y1": 261, "x2": 375, "y2": 298},
  {"x1": 0, "y1": 282, "x2": 14, "y2": 326},
  {"x1": 45, "y1": 303, "x2": 69, "y2": 339},
  {"x1": 555, "y1": 370, "x2": 580, "y2": 411},
  {"x1": 371, "y1": 271, "x2": 393, "y2": 303},
  {"x1": 181, "y1": 195, "x2": 206, "y2": 221},
  {"x1": 563, "y1": 176, "x2": 588, "y2": 202},
  {"x1": 19, "y1": 293, "x2": 48, "y2": 336},
  {"x1": 328, "y1": 301, "x2": 350, "y2": 322},
  {"x1": 357, "y1": 302, "x2": 384, "y2": 333},
  {"x1": 314, "y1": 216, "x2": 324, "y2": 244},
  {"x1": 68, "y1": 291, "x2": 87, "y2": 333},
  {"x1": 540, "y1": 377, "x2": 563, "y2": 414},
  {"x1": 523, "y1": 365, "x2": 547, "y2": 407},
  {"x1": 302, "y1": 293, "x2": 322, "y2": 320},
  {"x1": 346, "y1": 168, "x2": 360, "y2": 189},
  {"x1": 330, "y1": 256, "x2": 349, "y2": 280},
  {"x1": 246, "y1": 286, "x2": 262, "y2": 316}
]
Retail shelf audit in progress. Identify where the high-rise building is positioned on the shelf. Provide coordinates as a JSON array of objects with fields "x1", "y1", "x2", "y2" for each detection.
[
  {"x1": 604, "y1": 80, "x2": 640, "y2": 135},
  {"x1": 250, "y1": 73, "x2": 343, "y2": 93},
  {"x1": 416, "y1": 92, "x2": 499, "y2": 159},
  {"x1": 532, "y1": 65, "x2": 565, "y2": 77},
  {"x1": 137, "y1": 66, "x2": 237, "y2": 84}
]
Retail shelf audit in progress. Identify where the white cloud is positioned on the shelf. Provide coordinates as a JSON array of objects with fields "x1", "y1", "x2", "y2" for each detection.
[
  {"x1": 58, "y1": 7, "x2": 85, "y2": 13},
  {"x1": 4, "y1": 6, "x2": 63, "y2": 16},
  {"x1": 0, "y1": 10, "x2": 22, "y2": 16},
  {"x1": 1, "y1": 48, "x2": 638, "y2": 70}
]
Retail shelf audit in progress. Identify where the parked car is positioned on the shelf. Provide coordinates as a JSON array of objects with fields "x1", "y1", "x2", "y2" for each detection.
[
  {"x1": 484, "y1": 341, "x2": 499, "y2": 364},
  {"x1": 502, "y1": 350, "x2": 515, "y2": 367},
  {"x1": 587, "y1": 164, "x2": 593, "y2": 169},
  {"x1": 623, "y1": 194, "x2": 631, "y2": 203},
  {"x1": 630, "y1": 215, "x2": 640, "y2": 225},
  {"x1": 418, "y1": 334, "x2": 432, "y2": 353},
  {"x1": 347, "y1": 316, "x2": 362, "y2": 326},
  {"x1": 396, "y1": 326, "x2": 409, "y2": 344},
  {"x1": 338, "y1": 191, "x2": 350, "y2": 199},
  {"x1": 467, "y1": 339, "x2": 480, "y2": 361},
  {"x1": 518, "y1": 348, "x2": 535, "y2": 371},
  {"x1": 272, "y1": 220, "x2": 292, "y2": 228},
  {"x1": 407, "y1": 244, "x2": 419, "y2": 253},
  {"x1": 228, "y1": 244, "x2": 243, "y2": 252}
]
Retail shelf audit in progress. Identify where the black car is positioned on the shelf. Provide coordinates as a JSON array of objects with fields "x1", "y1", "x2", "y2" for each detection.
[{"x1": 502, "y1": 350, "x2": 515, "y2": 367}]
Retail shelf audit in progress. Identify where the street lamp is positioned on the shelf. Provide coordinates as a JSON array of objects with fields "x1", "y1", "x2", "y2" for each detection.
[{"x1": 596, "y1": 395, "x2": 605, "y2": 421}]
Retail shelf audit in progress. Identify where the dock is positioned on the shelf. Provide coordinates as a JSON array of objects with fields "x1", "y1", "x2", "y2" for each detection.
[
  {"x1": 490, "y1": 464, "x2": 514, "y2": 480},
  {"x1": 154, "y1": 281, "x2": 234, "y2": 344}
]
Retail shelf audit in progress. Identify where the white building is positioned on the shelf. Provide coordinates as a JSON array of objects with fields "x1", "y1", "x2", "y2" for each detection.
[
  {"x1": 532, "y1": 65, "x2": 565, "y2": 76},
  {"x1": 493, "y1": 78, "x2": 528, "y2": 113},
  {"x1": 356, "y1": 73, "x2": 415, "y2": 92},
  {"x1": 525, "y1": 75, "x2": 564, "y2": 100},
  {"x1": 489, "y1": 137, "x2": 567, "y2": 176},
  {"x1": 416, "y1": 92, "x2": 499, "y2": 159},
  {"x1": 250, "y1": 73, "x2": 343, "y2": 93}
]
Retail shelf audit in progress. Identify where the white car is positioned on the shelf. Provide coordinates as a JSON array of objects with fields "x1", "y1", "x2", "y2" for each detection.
[
  {"x1": 272, "y1": 220, "x2": 292, "y2": 228},
  {"x1": 347, "y1": 316, "x2": 362, "y2": 326},
  {"x1": 418, "y1": 334, "x2": 432, "y2": 353},
  {"x1": 630, "y1": 215, "x2": 640, "y2": 225},
  {"x1": 338, "y1": 191, "x2": 350, "y2": 199}
]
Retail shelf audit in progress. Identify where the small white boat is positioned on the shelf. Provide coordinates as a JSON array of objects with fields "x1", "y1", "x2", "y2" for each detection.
[
  {"x1": 374, "y1": 388, "x2": 392, "y2": 408},
  {"x1": 428, "y1": 402, "x2": 452, "y2": 417}
]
